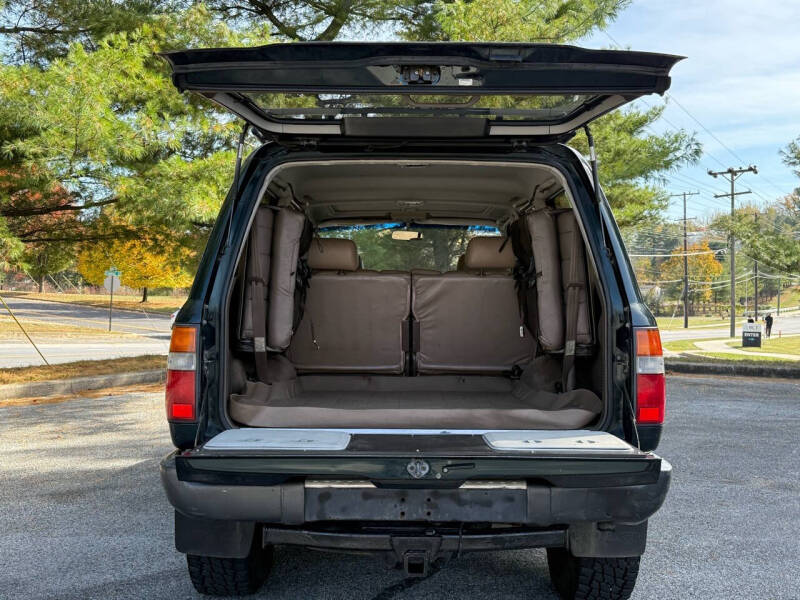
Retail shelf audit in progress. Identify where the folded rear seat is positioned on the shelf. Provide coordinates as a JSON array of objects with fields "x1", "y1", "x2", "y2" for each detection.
[
  {"x1": 287, "y1": 238, "x2": 411, "y2": 373},
  {"x1": 412, "y1": 237, "x2": 535, "y2": 374}
]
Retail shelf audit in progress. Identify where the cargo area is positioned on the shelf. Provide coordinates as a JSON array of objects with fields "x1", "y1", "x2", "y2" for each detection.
[{"x1": 224, "y1": 161, "x2": 607, "y2": 431}]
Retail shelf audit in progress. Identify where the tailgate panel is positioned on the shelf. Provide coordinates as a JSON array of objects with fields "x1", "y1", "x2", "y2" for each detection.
[{"x1": 179, "y1": 428, "x2": 660, "y2": 488}]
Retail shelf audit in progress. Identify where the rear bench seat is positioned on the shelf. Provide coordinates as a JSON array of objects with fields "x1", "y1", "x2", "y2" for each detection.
[
  {"x1": 287, "y1": 238, "x2": 411, "y2": 373},
  {"x1": 412, "y1": 237, "x2": 535, "y2": 374}
]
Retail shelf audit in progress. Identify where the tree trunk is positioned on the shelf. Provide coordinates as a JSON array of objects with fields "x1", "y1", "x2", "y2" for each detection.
[
  {"x1": 141, "y1": 287, "x2": 148, "y2": 303},
  {"x1": 38, "y1": 276, "x2": 44, "y2": 293}
]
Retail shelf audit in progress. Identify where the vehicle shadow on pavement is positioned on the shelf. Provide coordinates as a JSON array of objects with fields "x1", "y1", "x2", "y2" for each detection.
[{"x1": 258, "y1": 546, "x2": 558, "y2": 600}]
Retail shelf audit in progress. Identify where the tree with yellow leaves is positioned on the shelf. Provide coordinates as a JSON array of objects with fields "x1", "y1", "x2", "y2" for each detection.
[
  {"x1": 660, "y1": 241, "x2": 724, "y2": 315},
  {"x1": 78, "y1": 238, "x2": 193, "y2": 302}
]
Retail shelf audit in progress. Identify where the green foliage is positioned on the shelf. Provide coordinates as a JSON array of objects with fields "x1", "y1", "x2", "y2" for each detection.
[
  {"x1": 570, "y1": 105, "x2": 702, "y2": 227},
  {"x1": 0, "y1": 0, "x2": 168, "y2": 64},
  {"x1": 434, "y1": 0, "x2": 628, "y2": 42},
  {"x1": 713, "y1": 202, "x2": 800, "y2": 275},
  {"x1": 19, "y1": 242, "x2": 75, "y2": 291},
  {"x1": 0, "y1": 217, "x2": 23, "y2": 267},
  {"x1": 321, "y1": 226, "x2": 483, "y2": 271},
  {"x1": 782, "y1": 135, "x2": 800, "y2": 183},
  {"x1": 1, "y1": 0, "x2": 703, "y2": 287},
  {"x1": 1, "y1": 6, "x2": 270, "y2": 283},
  {"x1": 426, "y1": 0, "x2": 701, "y2": 228}
]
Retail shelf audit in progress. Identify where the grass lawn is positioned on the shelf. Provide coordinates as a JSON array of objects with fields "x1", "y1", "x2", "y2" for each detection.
[
  {"x1": 1, "y1": 291, "x2": 185, "y2": 315},
  {"x1": 664, "y1": 335, "x2": 800, "y2": 358},
  {"x1": 778, "y1": 287, "x2": 800, "y2": 310},
  {"x1": 725, "y1": 335, "x2": 800, "y2": 355},
  {"x1": 656, "y1": 316, "x2": 730, "y2": 330},
  {"x1": 662, "y1": 337, "x2": 723, "y2": 352},
  {"x1": 0, "y1": 355, "x2": 165, "y2": 385},
  {"x1": 0, "y1": 316, "x2": 134, "y2": 339}
]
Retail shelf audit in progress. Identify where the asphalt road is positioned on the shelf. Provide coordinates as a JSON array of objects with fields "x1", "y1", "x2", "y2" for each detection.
[
  {"x1": 0, "y1": 296, "x2": 171, "y2": 367},
  {"x1": 1, "y1": 375, "x2": 798, "y2": 600},
  {"x1": 660, "y1": 312, "x2": 800, "y2": 342},
  {"x1": 0, "y1": 340, "x2": 169, "y2": 368},
  {"x1": 0, "y1": 296, "x2": 172, "y2": 338}
]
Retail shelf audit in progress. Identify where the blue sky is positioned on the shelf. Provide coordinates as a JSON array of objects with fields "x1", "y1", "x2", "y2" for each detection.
[{"x1": 580, "y1": 0, "x2": 800, "y2": 221}]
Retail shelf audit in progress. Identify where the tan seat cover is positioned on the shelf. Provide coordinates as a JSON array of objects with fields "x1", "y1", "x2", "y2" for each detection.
[
  {"x1": 288, "y1": 238, "x2": 411, "y2": 373},
  {"x1": 527, "y1": 210, "x2": 564, "y2": 351},
  {"x1": 307, "y1": 237, "x2": 359, "y2": 271},
  {"x1": 556, "y1": 211, "x2": 592, "y2": 347},
  {"x1": 267, "y1": 208, "x2": 306, "y2": 350},
  {"x1": 238, "y1": 206, "x2": 274, "y2": 340},
  {"x1": 412, "y1": 237, "x2": 534, "y2": 374}
]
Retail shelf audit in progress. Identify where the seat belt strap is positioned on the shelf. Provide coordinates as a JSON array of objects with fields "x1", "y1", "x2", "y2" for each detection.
[
  {"x1": 248, "y1": 210, "x2": 271, "y2": 383},
  {"x1": 562, "y1": 222, "x2": 582, "y2": 391}
]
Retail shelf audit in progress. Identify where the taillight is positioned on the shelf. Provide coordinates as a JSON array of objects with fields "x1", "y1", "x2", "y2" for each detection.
[
  {"x1": 166, "y1": 325, "x2": 198, "y2": 422},
  {"x1": 635, "y1": 327, "x2": 666, "y2": 425}
]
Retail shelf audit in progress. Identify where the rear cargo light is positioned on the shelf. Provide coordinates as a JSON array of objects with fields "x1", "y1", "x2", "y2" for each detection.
[
  {"x1": 166, "y1": 325, "x2": 198, "y2": 422},
  {"x1": 635, "y1": 327, "x2": 665, "y2": 425}
]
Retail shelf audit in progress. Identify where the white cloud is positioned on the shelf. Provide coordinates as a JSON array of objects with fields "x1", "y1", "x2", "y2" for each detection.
[{"x1": 581, "y1": 0, "x2": 800, "y2": 207}]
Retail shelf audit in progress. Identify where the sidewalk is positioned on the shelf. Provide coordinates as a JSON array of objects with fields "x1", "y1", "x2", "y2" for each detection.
[{"x1": 691, "y1": 338, "x2": 800, "y2": 361}]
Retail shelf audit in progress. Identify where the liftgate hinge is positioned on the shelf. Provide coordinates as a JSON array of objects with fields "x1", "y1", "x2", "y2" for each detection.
[{"x1": 201, "y1": 304, "x2": 214, "y2": 326}]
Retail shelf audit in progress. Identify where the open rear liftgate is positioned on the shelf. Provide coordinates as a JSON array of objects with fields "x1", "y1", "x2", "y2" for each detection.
[{"x1": 163, "y1": 429, "x2": 671, "y2": 575}]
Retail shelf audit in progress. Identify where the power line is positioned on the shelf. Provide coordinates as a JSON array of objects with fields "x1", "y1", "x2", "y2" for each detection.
[
  {"x1": 603, "y1": 31, "x2": 793, "y2": 210},
  {"x1": 664, "y1": 93, "x2": 748, "y2": 165},
  {"x1": 737, "y1": 251, "x2": 800, "y2": 279},
  {"x1": 628, "y1": 249, "x2": 725, "y2": 258}
]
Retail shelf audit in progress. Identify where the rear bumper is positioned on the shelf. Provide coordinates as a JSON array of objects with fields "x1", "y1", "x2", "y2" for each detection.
[
  {"x1": 161, "y1": 453, "x2": 670, "y2": 558},
  {"x1": 161, "y1": 454, "x2": 671, "y2": 525}
]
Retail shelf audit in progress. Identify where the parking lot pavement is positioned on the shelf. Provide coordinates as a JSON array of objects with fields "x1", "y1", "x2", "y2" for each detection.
[{"x1": 1, "y1": 376, "x2": 798, "y2": 600}]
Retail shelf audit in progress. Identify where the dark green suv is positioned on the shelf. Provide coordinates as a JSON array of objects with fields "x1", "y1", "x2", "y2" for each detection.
[{"x1": 159, "y1": 42, "x2": 672, "y2": 599}]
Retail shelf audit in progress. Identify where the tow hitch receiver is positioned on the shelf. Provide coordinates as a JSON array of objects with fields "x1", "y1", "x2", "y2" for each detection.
[{"x1": 391, "y1": 536, "x2": 443, "y2": 577}]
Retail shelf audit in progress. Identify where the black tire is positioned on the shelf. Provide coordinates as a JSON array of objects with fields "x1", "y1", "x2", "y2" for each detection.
[
  {"x1": 546, "y1": 548, "x2": 640, "y2": 600},
  {"x1": 186, "y1": 536, "x2": 273, "y2": 596}
]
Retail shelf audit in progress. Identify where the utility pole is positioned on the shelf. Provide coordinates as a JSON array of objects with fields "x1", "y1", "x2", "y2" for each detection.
[
  {"x1": 753, "y1": 212, "x2": 759, "y2": 321},
  {"x1": 777, "y1": 277, "x2": 781, "y2": 315},
  {"x1": 708, "y1": 165, "x2": 758, "y2": 337},
  {"x1": 669, "y1": 191, "x2": 699, "y2": 328}
]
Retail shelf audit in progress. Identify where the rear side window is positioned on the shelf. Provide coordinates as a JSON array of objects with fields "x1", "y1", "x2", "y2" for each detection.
[{"x1": 318, "y1": 223, "x2": 500, "y2": 271}]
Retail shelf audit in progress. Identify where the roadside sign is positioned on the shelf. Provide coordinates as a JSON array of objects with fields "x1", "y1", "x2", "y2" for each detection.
[
  {"x1": 103, "y1": 268, "x2": 122, "y2": 331},
  {"x1": 742, "y1": 322, "x2": 762, "y2": 348},
  {"x1": 103, "y1": 274, "x2": 120, "y2": 293}
]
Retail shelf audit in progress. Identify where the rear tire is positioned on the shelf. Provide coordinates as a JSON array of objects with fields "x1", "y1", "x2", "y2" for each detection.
[
  {"x1": 186, "y1": 535, "x2": 272, "y2": 596},
  {"x1": 546, "y1": 548, "x2": 640, "y2": 600}
]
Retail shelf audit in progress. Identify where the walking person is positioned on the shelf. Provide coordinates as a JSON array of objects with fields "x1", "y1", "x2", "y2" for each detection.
[{"x1": 765, "y1": 313, "x2": 774, "y2": 338}]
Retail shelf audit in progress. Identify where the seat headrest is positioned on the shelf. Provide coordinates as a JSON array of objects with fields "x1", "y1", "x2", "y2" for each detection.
[
  {"x1": 464, "y1": 237, "x2": 514, "y2": 271},
  {"x1": 307, "y1": 238, "x2": 359, "y2": 271}
]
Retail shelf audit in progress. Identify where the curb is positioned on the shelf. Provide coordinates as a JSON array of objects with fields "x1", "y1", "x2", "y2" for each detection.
[
  {"x1": 0, "y1": 369, "x2": 166, "y2": 401},
  {"x1": 666, "y1": 360, "x2": 800, "y2": 379}
]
